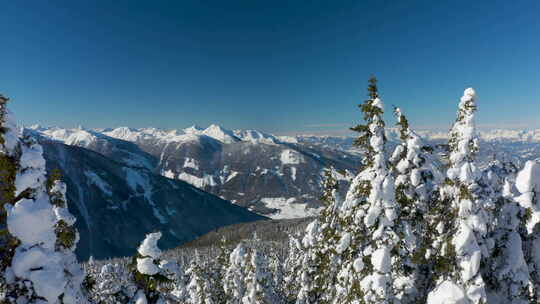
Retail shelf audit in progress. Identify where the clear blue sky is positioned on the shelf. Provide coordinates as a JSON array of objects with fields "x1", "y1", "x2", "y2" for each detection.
[{"x1": 2, "y1": 0, "x2": 540, "y2": 134}]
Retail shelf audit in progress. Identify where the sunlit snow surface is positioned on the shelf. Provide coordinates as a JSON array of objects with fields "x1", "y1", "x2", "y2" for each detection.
[{"x1": 260, "y1": 197, "x2": 322, "y2": 219}]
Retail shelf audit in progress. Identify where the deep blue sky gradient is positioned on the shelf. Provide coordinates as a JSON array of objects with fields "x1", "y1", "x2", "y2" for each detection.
[{"x1": 2, "y1": 0, "x2": 540, "y2": 134}]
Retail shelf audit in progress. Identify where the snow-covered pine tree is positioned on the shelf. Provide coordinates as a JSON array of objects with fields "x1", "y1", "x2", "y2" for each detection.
[
  {"x1": 334, "y1": 76, "x2": 399, "y2": 303},
  {"x1": 160, "y1": 258, "x2": 188, "y2": 302},
  {"x1": 46, "y1": 174, "x2": 88, "y2": 302},
  {"x1": 187, "y1": 252, "x2": 215, "y2": 304},
  {"x1": 296, "y1": 167, "x2": 343, "y2": 304},
  {"x1": 427, "y1": 88, "x2": 491, "y2": 304},
  {"x1": 479, "y1": 160, "x2": 530, "y2": 303},
  {"x1": 224, "y1": 242, "x2": 249, "y2": 304},
  {"x1": 0, "y1": 96, "x2": 19, "y2": 299},
  {"x1": 296, "y1": 221, "x2": 321, "y2": 304},
  {"x1": 211, "y1": 236, "x2": 232, "y2": 304},
  {"x1": 514, "y1": 160, "x2": 540, "y2": 301},
  {"x1": 0, "y1": 95, "x2": 88, "y2": 303},
  {"x1": 132, "y1": 231, "x2": 170, "y2": 303},
  {"x1": 390, "y1": 108, "x2": 443, "y2": 303},
  {"x1": 268, "y1": 250, "x2": 285, "y2": 302},
  {"x1": 283, "y1": 235, "x2": 302, "y2": 302},
  {"x1": 242, "y1": 248, "x2": 278, "y2": 304},
  {"x1": 91, "y1": 262, "x2": 136, "y2": 304},
  {"x1": 317, "y1": 168, "x2": 345, "y2": 303}
]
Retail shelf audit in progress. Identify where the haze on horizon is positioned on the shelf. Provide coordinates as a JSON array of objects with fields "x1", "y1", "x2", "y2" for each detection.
[{"x1": 2, "y1": 0, "x2": 540, "y2": 135}]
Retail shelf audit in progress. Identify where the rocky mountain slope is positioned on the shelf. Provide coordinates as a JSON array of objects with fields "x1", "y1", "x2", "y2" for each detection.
[
  {"x1": 102, "y1": 125, "x2": 360, "y2": 218},
  {"x1": 36, "y1": 136, "x2": 265, "y2": 260}
]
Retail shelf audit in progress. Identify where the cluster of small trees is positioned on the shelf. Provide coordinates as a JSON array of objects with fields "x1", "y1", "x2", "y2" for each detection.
[{"x1": 2, "y1": 75, "x2": 540, "y2": 303}]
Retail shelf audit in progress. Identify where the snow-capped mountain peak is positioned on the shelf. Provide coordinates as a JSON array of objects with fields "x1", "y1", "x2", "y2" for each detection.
[
  {"x1": 183, "y1": 125, "x2": 204, "y2": 135},
  {"x1": 233, "y1": 129, "x2": 279, "y2": 144},
  {"x1": 103, "y1": 126, "x2": 142, "y2": 142},
  {"x1": 201, "y1": 124, "x2": 241, "y2": 144}
]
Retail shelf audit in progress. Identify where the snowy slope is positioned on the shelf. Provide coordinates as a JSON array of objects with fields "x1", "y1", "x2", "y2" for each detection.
[{"x1": 28, "y1": 126, "x2": 157, "y2": 171}]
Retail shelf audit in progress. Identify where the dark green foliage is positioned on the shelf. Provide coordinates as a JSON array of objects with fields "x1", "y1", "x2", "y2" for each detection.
[
  {"x1": 129, "y1": 254, "x2": 171, "y2": 303},
  {"x1": 46, "y1": 168, "x2": 62, "y2": 193},
  {"x1": 55, "y1": 220, "x2": 77, "y2": 250},
  {"x1": 350, "y1": 76, "x2": 386, "y2": 170}
]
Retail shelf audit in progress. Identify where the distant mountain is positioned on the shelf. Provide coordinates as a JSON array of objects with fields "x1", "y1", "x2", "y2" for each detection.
[
  {"x1": 102, "y1": 125, "x2": 360, "y2": 219},
  {"x1": 28, "y1": 126, "x2": 157, "y2": 170},
  {"x1": 406, "y1": 128, "x2": 540, "y2": 143},
  {"x1": 33, "y1": 124, "x2": 540, "y2": 221},
  {"x1": 34, "y1": 136, "x2": 265, "y2": 260},
  {"x1": 32, "y1": 125, "x2": 360, "y2": 219}
]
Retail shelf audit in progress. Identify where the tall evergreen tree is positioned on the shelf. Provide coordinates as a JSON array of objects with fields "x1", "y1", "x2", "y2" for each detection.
[
  {"x1": 242, "y1": 248, "x2": 278, "y2": 304},
  {"x1": 296, "y1": 167, "x2": 343, "y2": 304},
  {"x1": 283, "y1": 235, "x2": 302, "y2": 303},
  {"x1": 334, "y1": 76, "x2": 399, "y2": 303},
  {"x1": 480, "y1": 160, "x2": 530, "y2": 303},
  {"x1": 0, "y1": 95, "x2": 88, "y2": 303},
  {"x1": 390, "y1": 108, "x2": 443, "y2": 303},
  {"x1": 427, "y1": 88, "x2": 491, "y2": 303},
  {"x1": 224, "y1": 242, "x2": 248, "y2": 304},
  {"x1": 514, "y1": 160, "x2": 540, "y2": 301},
  {"x1": 212, "y1": 236, "x2": 232, "y2": 304},
  {"x1": 187, "y1": 253, "x2": 215, "y2": 304},
  {"x1": 268, "y1": 250, "x2": 285, "y2": 302},
  {"x1": 296, "y1": 221, "x2": 321, "y2": 304}
]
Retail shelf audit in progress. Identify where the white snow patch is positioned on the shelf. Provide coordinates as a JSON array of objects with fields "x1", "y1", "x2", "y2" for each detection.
[
  {"x1": 225, "y1": 171, "x2": 239, "y2": 183},
  {"x1": 280, "y1": 149, "x2": 304, "y2": 165},
  {"x1": 138, "y1": 232, "x2": 162, "y2": 259},
  {"x1": 84, "y1": 170, "x2": 112, "y2": 196},
  {"x1": 137, "y1": 257, "x2": 159, "y2": 275},
  {"x1": 183, "y1": 158, "x2": 199, "y2": 170},
  {"x1": 427, "y1": 281, "x2": 468, "y2": 304},
  {"x1": 178, "y1": 172, "x2": 217, "y2": 188},
  {"x1": 260, "y1": 197, "x2": 321, "y2": 219}
]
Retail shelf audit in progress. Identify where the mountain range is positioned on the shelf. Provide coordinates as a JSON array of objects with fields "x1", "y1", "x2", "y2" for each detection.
[
  {"x1": 28, "y1": 129, "x2": 266, "y2": 260},
  {"x1": 30, "y1": 125, "x2": 361, "y2": 220},
  {"x1": 27, "y1": 124, "x2": 540, "y2": 260}
]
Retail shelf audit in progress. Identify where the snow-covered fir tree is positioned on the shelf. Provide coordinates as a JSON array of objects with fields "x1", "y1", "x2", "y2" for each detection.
[
  {"x1": 91, "y1": 262, "x2": 136, "y2": 304},
  {"x1": 296, "y1": 167, "x2": 343, "y2": 304},
  {"x1": 187, "y1": 252, "x2": 215, "y2": 304},
  {"x1": 211, "y1": 236, "x2": 232, "y2": 304},
  {"x1": 0, "y1": 95, "x2": 88, "y2": 303},
  {"x1": 389, "y1": 108, "x2": 443, "y2": 303},
  {"x1": 296, "y1": 221, "x2": 319, "y2": 304},
  {"x1": 334, "y1": 76, "x2": 399, "y2": 303},
  {"x1": 242, "y1": 248, "x2": 277, "y2": 304},
  {"x1": 514, "y1": 160, "x2": 540, "y2": 301},
  {"x1": 268, "y1": 251, "x2": 285, "y2": 302},
  {"x1": 427, "y1": 88, "x2": 492, "y2": 304},
  {"x1": 160, "y1": 258, "x2": 188, "y2": 302},
  {"x1": 224, "y1": 242, "x2": 249, "y2": 304},
  {"x1": 283, "y1": 235, "x2": 302, "y2": 302},
  {"x1": 132, "y1": 231, "x2": 171, "y2": 303},
  {"x1": 479, "y1": 160, "x2": 530, "y2": 303}
]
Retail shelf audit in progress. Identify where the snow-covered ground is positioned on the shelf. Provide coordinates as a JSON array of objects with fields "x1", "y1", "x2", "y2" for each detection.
[{"x1": 260, "y1": 197, "x2": 322, "y2": 219}]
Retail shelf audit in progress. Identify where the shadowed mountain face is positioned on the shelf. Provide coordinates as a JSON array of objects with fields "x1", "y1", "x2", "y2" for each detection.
[{"x1": 39, "y1": 140, "x2": 266, "y2": 260}]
